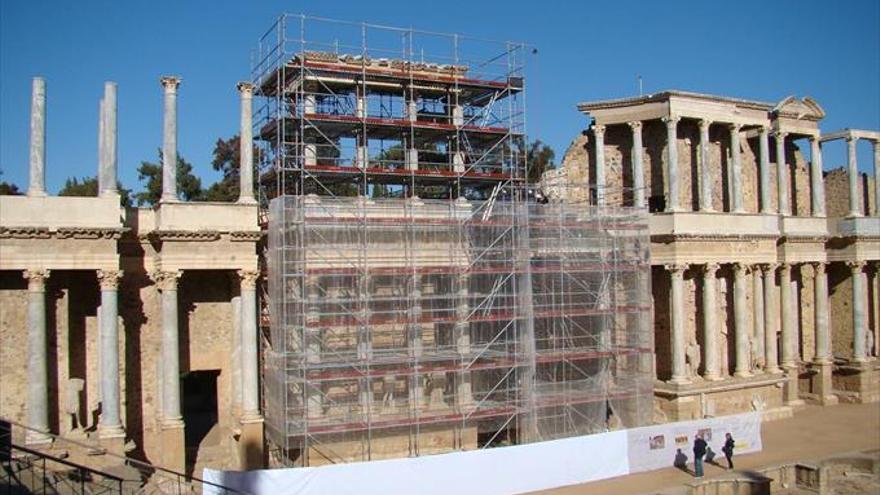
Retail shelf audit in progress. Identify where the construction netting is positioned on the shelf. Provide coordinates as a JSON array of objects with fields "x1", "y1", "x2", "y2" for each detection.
[{"x1": 264, "y1": 192, "x2": 653, "y2": 466}]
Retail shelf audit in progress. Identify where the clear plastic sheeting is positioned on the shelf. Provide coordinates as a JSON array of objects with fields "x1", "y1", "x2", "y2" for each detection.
[{"x1": 265, "y1": 192, "x2": 653, "y2": 466}]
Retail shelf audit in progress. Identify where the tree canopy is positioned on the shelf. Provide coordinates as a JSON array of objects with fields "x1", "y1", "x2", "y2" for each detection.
[
  {"x1": 58, "y1": 176, "x2": 132, "y2": 206},
  {"x1": 525, "y1": 140, "x2": 556, "y2": 183},
  {"x1": 135, "y1": 150, "x2": 203, "y2": 206}
]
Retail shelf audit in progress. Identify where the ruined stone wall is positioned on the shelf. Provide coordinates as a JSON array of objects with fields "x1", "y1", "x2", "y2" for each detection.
[
  {"x1": 824, "y1": 168, "x2": 877, "y2": 217},
  {"x1": 829, "y1": 262, "x2": 855, "y2": 360},
  {"x1": 0, "y1": 272, "x2": 29, "y2": 441}
]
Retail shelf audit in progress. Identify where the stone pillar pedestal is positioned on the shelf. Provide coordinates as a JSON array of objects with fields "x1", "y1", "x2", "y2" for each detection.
[
  {"x1": 833, "y1": 361, "x2": 879, "y2": 404},
  {"x1": 809, "y1": 362, "x2": 838, "y2": 406},
  {"x1": 238, "y1": 417, "x2": 265, "y2": 470},
  {"x1": 159, "y1": 422, "x2": 186, "y2": 474}
]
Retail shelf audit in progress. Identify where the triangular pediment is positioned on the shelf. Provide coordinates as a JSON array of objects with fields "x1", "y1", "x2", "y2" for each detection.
[{"x1": 772, "y1": 96, "x2": 825, "y2": 120}]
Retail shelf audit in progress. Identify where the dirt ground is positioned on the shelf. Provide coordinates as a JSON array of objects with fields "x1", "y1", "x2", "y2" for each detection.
[{"x1": 528, "y1": 402, "x2": 880, "y2": 495}]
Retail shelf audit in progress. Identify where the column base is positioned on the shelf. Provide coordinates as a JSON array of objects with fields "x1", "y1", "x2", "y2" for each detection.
[
  {"x1": 25, "y1": 432, "x2": 53, "y2": 446},
  {"x1": 668, "y1": 376, "x2": 692, "y2": 385},
  {"x1": 808, "y1": 361, "x2": 838, "y2": 406},
  {"x1": 702, "y1": 374, "x2": 723, "y2": 382},
  {"x1": 160, "y1": 420, "x2": 186, "y2": 474},
  {"x1": 238, "y1": 416, "x2": 265, "y2": 470},
  {"x1": 765, "y1": 366, "x2": 783, "y2": 375},
  {"x1": 237, "y1": 197, "x2": 258, "y2": 205},
  {"x1": 783, "y1": 368, "x2": 804, "y2": 406},
  {"x1": 733, "y1": 370, "x2": 752, "y2": 378},
  {"x1": 98, "y1": 429, "x2": 128, "y2": 456}
]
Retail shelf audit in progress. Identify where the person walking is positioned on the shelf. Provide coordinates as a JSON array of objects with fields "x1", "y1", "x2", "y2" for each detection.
[
  {"x1": 722, "y1": 432, "x2": 735, "y2": 469},
  {"x1": 693, "y1": 434, "x2": 707, "y2": 478}
]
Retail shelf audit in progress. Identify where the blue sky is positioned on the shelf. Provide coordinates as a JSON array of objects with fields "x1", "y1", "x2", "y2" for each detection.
[{"x1": 1, "y1": 0, "x2": 878, "y2": 194}]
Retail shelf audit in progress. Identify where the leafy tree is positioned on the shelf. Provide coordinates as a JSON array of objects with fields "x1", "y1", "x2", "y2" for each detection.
[
  {"x1": 525, "y1": 140, "x2": 555, "y2": 183},
  {"x1": 58, "y1": 176, "x2": 132, "y2": 207},
  {"x1": 0, "y1": 182, "x2": 22, "y2": 195},
  {"x1": 135, "y1": 149, "x2": 203, "y2": 206},
  {"x1": 202, "y1": 135, "x2": 263, "y2": 202}
]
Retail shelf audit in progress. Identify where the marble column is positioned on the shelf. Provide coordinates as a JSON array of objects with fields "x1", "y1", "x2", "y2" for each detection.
[
  {"x1": 237, "y1": 83, "x2": 257, "y2": 204},
  {"x1": 24, "y1": 269, "x2": 50, "y2": 443},
  {"x1": 160, "y1": 76, "x2": 181, "y2": 202},
  {"x1": 698, "y1": 120, "x2": 713, "y2": 212},
  {"x1": 763, "y1": 264, "x2": 781, "y2": 373},
  {"x1": 753, "y1": 267, "x2": 765, "y2": 371},
  {"x1": 28, "y1": 77, "x2": 47, "y2": 197},
  {"x1": 733, "y1": 263, "x2": 751, "y2": 377},
  {"x1": 759, "y1": 126, "x2": 772, "y2": 214},
  {"x1": 775, "y1": 132, "x2": 790, "y2": 215},
  {"x1": 780, "y1": 264, "x2": 796, "y2": 368},
  {"x1": 662, "y1": 117, "x2": 681, "y2": 212},
  {"x1": 701, "y1": 263, "x2": 721, "y2": 380},
  {"x1": 874, "y1": 141, "x2": 880, "y2": 217},
  {"x1": 238, "y1": 270, "x2": 260, "y2": 418},
  {"x1": 304, "y1": 276, "x2": 323, "y2": 417},
  {"x1": 154, "y1": 271, "x2": 183, "y2": 424},
  {"x1": 847, "y1": 137, "x2": 861, "y2": 217},
  {"x1": 667, "y1": 264, "x2": 689, "y2": 383},
  {"x1": 812, "y1": 262, "x2": 831, "y2": 363},
  {"x1": 100, "y1": 82, "x2": 118, "y2": 196},
  {"x1": 628, "y1": 121, "x2": 645, "y2": 208},
  {"x1": 849, "y1": 261, "x2": 867, "y2": 362},
  {"x1": 97, "y1": 270, "x2": 124, "y2": 437},
  {"x1": 730, "y1": 125, "x2": 745, "y2": 213},
  {"x1": 809, "y1": 136, "x2": 826, "y2": 216},
  {"x1": 593, "y1": 124, "x2": 606, "y2": 206}
]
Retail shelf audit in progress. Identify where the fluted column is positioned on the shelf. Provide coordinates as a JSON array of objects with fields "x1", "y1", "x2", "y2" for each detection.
[
  {"x1": 775, "y1": 132, "x2": 790, "y2": 215},
  {"x1": 780, "y1": 264, "x2": 796, "y2": 368},
  {"x1": 238, "y1": 270, "x2": 260, "y2": 419},
  {"x1": 730, "y1": 125, "x2": 745, "y2": 213},
  {"x1": 698, "y1": 120, "x2": 713, "y2": 212},
  {"x1": 24, "y1": 269, "x2": 50, "y2": 443},
  {"x1": 237, "y1": 82, "x2": 257, "y2": 204},
  {"x1": 701, "y1": 263, "x2": 721, "y2": 380},
  {"x1": 667, "y1": 264, "x2": 689, "y2": 383},
  {"x1": 98, "y1": 270, "x2": 124, "y2": 437},
  {"x1": 593, "y1": 124, "x2": 606, "y2": 206},
  {"x1": 628, "y1": 121, "x2": 645, "y2": 208},
  {"x1": 28, "y1": 77, "x2": 47, "y2": 197},
  {"x1": 847, "y1": 137, "x2": 861, "y2": 217},
  {"x1": 811, "y1": 262, "x2": 832, "y2": 364},
  {"x1": 160, "y1": 76, "x2": 181, "y2": 202},
  {"x1": 763, "y1": 264, "x2": 781, "y2": 373},
  {"x1": 759, "y1": 126, "x2": 772, "y2": 213},
  {"x1": 810, "y1": 136, "x2": 826, "y2": 216},
  {"x1": 662, "y1": 117, "x2": 681, "y2": 212},
  {"x1": 154, "y1": 271, "x2": 183, "y2": 424},
  {"x1": 100, "y1": 82, "x2": 118, "y2": 196},
  {"x1": 752, "y1": 266, "x2": 765, "y2": 371},
  {"x1": 733, "y1": 263, "x2": 751, "y2": 377},
  {"x1": 849, "y1": 261, "x2": 868, "y2": 362}
]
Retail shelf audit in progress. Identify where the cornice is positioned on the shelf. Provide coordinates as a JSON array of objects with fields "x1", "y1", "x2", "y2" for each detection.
[
  {"x1": 0, "y1": 226, "x2": 125, "y2": 240},
  {"x1": 652, "y1": 233, "x2": 780, "y2": 243}
]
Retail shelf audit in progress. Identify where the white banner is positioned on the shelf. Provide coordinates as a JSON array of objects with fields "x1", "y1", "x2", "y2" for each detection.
[{"x1": 204, "y1": 413, "x2": 762, "y2": 495}]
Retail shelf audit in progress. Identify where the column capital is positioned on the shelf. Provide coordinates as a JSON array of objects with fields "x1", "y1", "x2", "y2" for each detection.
[
  {"x1": 808, "y1": 134, "x2": 820, "y2": 144},
  {"x1": 151, "y1": 270, "x2": 182, "y2": 291},
  {"x1": 236, "y1": 81, "x2": 254, "y2": 96},
  {"x1": 809, "y1": 261, "x2": 827, "y2": 274},
  {"x1": 758, "y1": 125, "x2": 770, "y2": 135},
  {"x1": 733, "y1": 262, "x2": 751, "y2": 274},
  {"x1": 762, "y1": 263, "x2": 780, "y2": 273},
  {"x1": 664, "y1": 263, "x2": 688, "y2": 274},
  {"x1": 237, "y1": 269, "x2": 260, "y2": 290},
  {"x1": 846, "y1": 135, "x2": 858, "y2": 145},
  {"x1": 661, "y1": 116, "x2": 680, "y2": 126},
  {"x1": 97, "y1": 269, "x2": 123, "y2": 290},
  {"x1": 772, "y1": 130, "x2": 789, "y2": 139},
  {"x1": 847, "y1": 261, "x2": 866, "y2": 273},
  {"x1": 24, "y1": 269, "x2": 50, "y2": 291},
  {"x1": 627, "y1": 120, "x2": 642, "y2": 131},
  {"x1": 701, "y1": 263, "x2": 720, "y2": 275},
  {"x1": 698, "y1": 119, "x2": 712, "y2": 132},
  {"x1": 728, "y1": 123, "x2": 743, "y2": 132},
  {"x1": 160, "y1": 76, "x2": 181, "y2": 91}
]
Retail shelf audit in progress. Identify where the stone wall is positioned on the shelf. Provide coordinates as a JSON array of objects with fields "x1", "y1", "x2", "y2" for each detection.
[{"x1": 824, "y1": 168, "x2": 877, "y2": 217}]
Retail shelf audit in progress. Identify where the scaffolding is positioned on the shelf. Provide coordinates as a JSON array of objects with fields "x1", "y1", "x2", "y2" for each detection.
[{"x1": 255, "y1": 14, "x2": 652, "y2": 467}]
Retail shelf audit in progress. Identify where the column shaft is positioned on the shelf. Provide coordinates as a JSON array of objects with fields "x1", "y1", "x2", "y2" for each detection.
[
  {"x1": 668, "y1": 265, "x2": 689, "y2": 383},
  {"x1": 733, "y1": 264, "x2": 751, "y2": 376},
  {"x1": 850, "y1": 262, "x2": 867, "y2": 362},
  {"x1": 753, "y1": 268, "x2": 765, "y2": 370},
  {"x1": 100, "y1": 82, "x2": 118, "y2": 196},
  {"x1": 730, "y1": 125, "x2": 744, "y2": 213},
  {"x1": 593, "y1": 124, "x2": 606, "y2": 206},
  {"x1": 776, "y1": 132, "x2": 790, "y2": 215},
  {"x1": 629, "y1": 121, "x2": 645, "y2": 208},
  {"x1": 699, "y1": 120, "x2": 713, "y2": 212},
  {"x1": 25, "y1": 270, "x2": 50, "y2": 442},
  {"x1": 813, "y1": 263, "x2": 831, "y2": 363},
  {"x1": 759, "y1": 127, "x2": 772, "y2": 213},
  {"x1": 98, "y1": 98, "x2": 106, "y2": 193},
  {"x1": 780, "y1": 264, "x2": 796, "y2": 368},
  {"x1": 157, "y1": 271, "x2": 182, "y2": 423},
  {"x1": 237, "y1": 83, "x2": 256, "y2": 204},
  {"x1": 810, "y1": 137, "x2": 826, "y2": 216},
  {"x1": 763, "y1": 265, "x2": 781, "y2": 373},
  {"x1": 239, "y1": 271, "x2": 260, "y2": 417},
  {"x1": 702, "y1": 264, "x2": 720, "y2": 379},
  {"x1": 874, "y1": 142, "x2": 880, "y2": 216},
  {"x1": 663, "y1": 117, "x2": 681, "y2": 212},
  {"x1": 28, "y1": 78, "x2": 47, "y2": 197},
  {"x1": 160, "y1": 77, "x2": 180, "y2": 201},
  {"x1": 847, "y1": 137, "x2": 861, "y2": 217},
  {"x1": 98, "y1": 270, "x2": 123, "y2": 435}
]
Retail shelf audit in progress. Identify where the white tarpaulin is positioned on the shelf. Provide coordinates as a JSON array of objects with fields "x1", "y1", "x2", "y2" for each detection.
[{"x1": 204, "y1": 413, "x2": 762, "y2": 495}]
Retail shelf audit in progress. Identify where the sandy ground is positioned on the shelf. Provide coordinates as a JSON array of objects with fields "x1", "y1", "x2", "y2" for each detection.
[{"x1": 528, "y1": 402, "x2": 880, "y2": 495}]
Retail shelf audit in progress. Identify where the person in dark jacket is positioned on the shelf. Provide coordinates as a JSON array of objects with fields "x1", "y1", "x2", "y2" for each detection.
[
  {"x1": 722, "y1": 432, "x2": 735, "y2": 469},
  {"x1": 693, "y1": 434, "x2": 707, "y2": 478}
]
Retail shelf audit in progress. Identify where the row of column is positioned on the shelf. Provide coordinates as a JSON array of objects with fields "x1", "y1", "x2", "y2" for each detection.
[
  {"x1": 665, "y1": 261, "x2": 873, "y2": 384},
  {"x1": 592, "y1": 118, "x2": 844, "y2": 217},
  {"x1": 839, "y1": 136, "x2": 880, "y2": 217},
  {"x1": 24, "y1": 269, "x2": 260, "y2": 442}
]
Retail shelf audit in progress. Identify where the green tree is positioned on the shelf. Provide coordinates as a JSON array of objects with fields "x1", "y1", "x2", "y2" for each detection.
[
  {"x1": 58, "y1": 176, "x2": 132, "y2": 207},
  {"x1": 203, "y1": 135, "x2": 264, "y2": 202},
  {"x1": 135, "y1": 150, "x2": 203, "y2": 206},
  {"x1": 525, "y1": 140, "x2": 555, "y2": 183},
  {"x1": 0, "y1": 170, "x2": 22, "y2": 195}
]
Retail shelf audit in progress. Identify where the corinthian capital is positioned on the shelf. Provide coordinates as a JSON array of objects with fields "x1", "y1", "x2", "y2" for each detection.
[
  {"x1": 664, "y1": 263, "x2": 687, "y2": 274},
  {"x1": 24, "y1": 269, "x2": 50, "y2": 291},
  {"x1": 592, "y1": 124, "x2": 606, "y2": 137},
  {"x1": 97, "y1": 269, "x2": 123, "y2": 290},
  {"x1": 160, "y1": 76, "x2": 181, "y2": 91},
  {"x1": 237, "y1": 81, "x2": 254, "y2": 95},
  {"x1": 627, "y1": 121, "x2": 642, "y2": 131},
  {"x1": 237, "y1": 269, "x2": 260, "y2": 290},
  {"x1": 151, "y1": 270, "x2": 182, "y2": 291},
  {"x1": 661, "y1": 116, "x2": 680, "y2": 126},
  {"x1": 847, "y1": 261, "x2": 866, "y2": 273}
]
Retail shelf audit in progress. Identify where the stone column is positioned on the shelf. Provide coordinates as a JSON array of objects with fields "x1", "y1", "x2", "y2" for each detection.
[
  {"x1": 730, "y1": 125, "x2": 745, "y2": 213},
  {"x1": 628, "y1": 121, "x2": 645, "y2": 208},
  {"x1": 593, "y1": 124, "x2": 606, "y2": 206},
  {"x1": 667, "y1": 264, "x2": 689, "y2": 383},
  {"x1": 24, "y1": 269, "x2": 50, "y2": 443},
  {"x1": 237, "y1": 269, "x2": 264, "y2": 469},
  {"x1": 780, "y1": 264, "x2": 796, "y2": 368},
  {"x1": 759, "y1": 126, "x2": 772, "y2": 214},
  {"x1": 763, "y1": 264, "x2": 781, "y2": 373},
  {"x1": 701, "y1": 263, "x2": 721, "y2": 380},
  {"x1": 847, "y1": 137, "x2": 861, "y2": 217},
  {"x1": 662, "y1": 117, "x2": 681, "y2": 212},
  {"x1": 237, "y1": 83, "x2": 257, "y2": 204},
  {"x1": 455, "y1": 273, "x2": 473, "y2": 405},
  {"x1": 733, "y1": 263, "x2": 751, "y2": 377},
  {"x1": 849, "y1": 261, "x2": 868, "y2": 362},
  {"x1": 97, "y1": 270, "x2": 124, "y2": 438},
  {"x1": 775, "y1": 132, "x2": 790, "y2": 215},
  {"x1": 28, "y1": 77, "x2": 47, "y2": 197},
  {"x1": 809, "y1": 136, "x2": 826, "y2": 216},
  {"x1": 873, "y1": 141, "x2": 880, "y2": 217},
  {"x1": 753, "y1": 266, "x2": 765, "y2": 371},
  {"x1": 160, "y1": 76, "x2": 181, "y2": 202},
  {"x1": 304, "y1": 276, "x2": 323, "y2": 417},
  {"x1": 698, "y1": 119, "x2": 713, "y2": 212},
  {"x1": 100, "y1": 82, "x2": 118, "y2": 196},
  {"x1": 154, "y1": 270, "x2": 184, "y2": 472},
  {"x1": 812, "y1": 262, "x2": 831, "y2": 363}
]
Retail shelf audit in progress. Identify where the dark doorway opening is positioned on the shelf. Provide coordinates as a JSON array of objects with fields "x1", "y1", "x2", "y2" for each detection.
[{"x1": 181, "y1": 369, "x2": 220, "y2": 472}]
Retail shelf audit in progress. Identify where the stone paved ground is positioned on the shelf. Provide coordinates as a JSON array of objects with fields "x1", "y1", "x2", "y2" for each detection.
[{"x1": 528, "y1": 402, "x2": 880, "y2": 495}]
